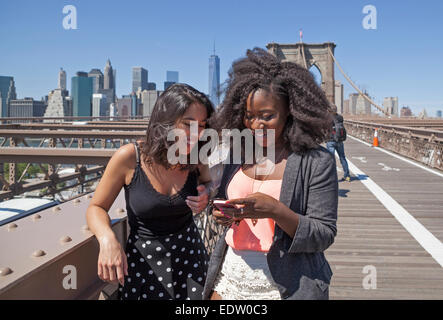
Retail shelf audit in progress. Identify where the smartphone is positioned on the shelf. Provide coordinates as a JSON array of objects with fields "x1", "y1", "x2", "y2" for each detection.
[
  {"x1": 213, "y1": 199, "x2": 236, "y2": 211},
  {"x1": 212, "y1": 199, "x2": 242, "y2": 226}
]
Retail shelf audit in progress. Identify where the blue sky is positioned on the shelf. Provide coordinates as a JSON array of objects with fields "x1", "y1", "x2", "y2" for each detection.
[{"x1": 1, "y1": 0, "x2": 442, "y2": 116}]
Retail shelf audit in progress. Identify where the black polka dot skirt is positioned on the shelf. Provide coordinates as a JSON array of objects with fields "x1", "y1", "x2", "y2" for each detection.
[{"x1": 117, "y1": 220, "x2": 209, "y2": 300}]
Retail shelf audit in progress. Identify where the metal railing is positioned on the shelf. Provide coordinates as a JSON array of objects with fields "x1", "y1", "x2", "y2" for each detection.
[
  {"x1": 0, "y1": 190, "x2": 223, "y2": 300},
  {"x1": 344, "y1": 120, "x2": 443, "y2": 170},
  {"x1": 0, "y1": 119, "x2": 224, "y2": 299},
  {"x1": 0, "y1": 127, "x2": 144, "y2": 200},
  {"x1": 0, "y1": 115, "x2": 149, "y2": 124}
]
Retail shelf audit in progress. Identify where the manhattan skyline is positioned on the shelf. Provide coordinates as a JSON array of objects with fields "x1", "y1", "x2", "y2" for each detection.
[{"x1": 1, "y1": 0, "x2": 443, "y2": 115}]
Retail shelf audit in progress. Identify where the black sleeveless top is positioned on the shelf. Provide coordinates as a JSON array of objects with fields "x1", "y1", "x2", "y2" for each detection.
[
  {"x1": 124, "y1": 142, "x2": 199, "y2": 238},
  {"x1": 118, "y1": 142, "x2": 209, "y2": 300}
]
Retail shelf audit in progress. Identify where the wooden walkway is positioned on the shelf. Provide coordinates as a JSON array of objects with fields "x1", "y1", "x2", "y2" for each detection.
[{"x1": 325, "y1": 137, "x2": 443, "y2": 299}]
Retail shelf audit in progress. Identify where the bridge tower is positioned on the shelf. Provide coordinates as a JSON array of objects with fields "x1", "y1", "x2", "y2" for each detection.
[{"x1": 266, "y1": 42, "x2": 336, "y2": 105}]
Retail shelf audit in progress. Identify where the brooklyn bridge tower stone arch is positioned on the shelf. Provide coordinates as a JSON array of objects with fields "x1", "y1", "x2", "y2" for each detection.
[{"x1": 266, "y1": 42, "x2": 336, "y2": 104}]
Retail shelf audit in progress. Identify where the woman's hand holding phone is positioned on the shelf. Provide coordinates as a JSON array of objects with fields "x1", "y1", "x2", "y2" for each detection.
[
  {"x1": 215, "y1": 193, "x2": 282, "y2": 221},
  {"x1": 212, "y1": 199, "x2": 242, "y2": 227}
]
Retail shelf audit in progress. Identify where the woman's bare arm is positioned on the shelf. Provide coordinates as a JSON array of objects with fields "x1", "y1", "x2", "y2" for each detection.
[
  {"x1": 86, "y1": 143, "x2": 136, "y2": 285},
  {"x1": 86, "y1": 143, "x2": 135, "y2": 239}
]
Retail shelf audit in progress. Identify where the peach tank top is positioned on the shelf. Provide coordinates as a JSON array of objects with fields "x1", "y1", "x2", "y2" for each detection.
[{"x1": 225, "y1": 168, "x2": 282, "y2": 252}]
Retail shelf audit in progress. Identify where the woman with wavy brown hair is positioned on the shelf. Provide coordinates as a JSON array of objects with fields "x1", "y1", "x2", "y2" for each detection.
[
  {"x1": 86, "y1": 83, "x2": 214, "y2": 300},
  {"x1": 203, "y1": 48, "x2": 338, "y2": 300}
]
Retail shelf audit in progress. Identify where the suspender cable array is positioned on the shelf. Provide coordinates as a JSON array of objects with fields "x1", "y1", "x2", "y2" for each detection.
[{"x1": 327, "y1": 47, "x2": 389, "y2": 117}]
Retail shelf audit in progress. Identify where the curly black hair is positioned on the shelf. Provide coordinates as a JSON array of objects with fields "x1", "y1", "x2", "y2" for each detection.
[
  {"x1": 140, "y1": 83, "x2": 214, "y2": 171},
  {"x1": 209, "y1": 47, "x2": 334, "y2": 154}
]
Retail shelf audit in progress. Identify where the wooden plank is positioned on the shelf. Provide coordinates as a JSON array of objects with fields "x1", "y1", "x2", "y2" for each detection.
[{"x1": 327, "y1": 139, "x2": 443, "y2": 299}]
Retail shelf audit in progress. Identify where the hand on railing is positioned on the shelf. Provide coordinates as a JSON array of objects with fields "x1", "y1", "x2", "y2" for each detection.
[{"x1": 97, "y1": 233, "x2": 128, "y2": 286}]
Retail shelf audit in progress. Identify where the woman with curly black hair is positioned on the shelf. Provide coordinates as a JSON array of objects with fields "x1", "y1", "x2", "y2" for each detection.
[
  {"x1": 87, "y1": 83, "x2": 214, "y2": 300},
  {"x1": 203, "y1": 48, "x2": 338, "y2": 300}
]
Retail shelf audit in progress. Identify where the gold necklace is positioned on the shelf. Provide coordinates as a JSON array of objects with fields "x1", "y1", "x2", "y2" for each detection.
[{"x1": 250, "y1": 148, "x2": 285, "y2": 226}]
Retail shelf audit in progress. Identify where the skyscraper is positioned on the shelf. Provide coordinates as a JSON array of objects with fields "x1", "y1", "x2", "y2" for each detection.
[
  {"x1": 113, "y1": 69, "x2": 117, "y2": 95},
  {"x1": 130, "y1": 92, "x2": 138, "y2": 116},
  {"x1": 71, "y1": 72, "x2": 93, "y2": 117},
  {"x1": 164, "y1": 71, "x2": 179, "y2": 91},
  {"x1": 9, "y1": 98, "x2": 46, "y2": 118},
  {"x1": 140, "y1": 89, "x2": 163, "y2": 117},
  {"x1": 334, "y1": 81, "x2": 344, "y2": 114},
  {"x1": 109, "y1": 103, "x2": 116, "y2": 118},
  {"x1": 383, "y1": 97, "x2": 399, "y2": 117},
  {"x1": 437, "y1": 110, "x2": 442, "y2": 118},
  {"x1": 166, "y1": 71, "x2": 179, "y2": 83},
  {"x1": 343, "y1": 99, "x2": 350, "y2": 114},
  {"x1": 132, "y1": 67, "x2": 148, "y2": 93},
  {"x1": 88, "y1": 69, "x2": 104, "y2": 93},
  {"x1": 209, "y1": 51, "x2": 220, "y2": 107},
  {"x1": 356, "y1": 92, "x2": 371, "y2": 115},
  {"x1": 92, "y1": 93, "x2": 108, "y2": 118},
  {"x1": 164, "y1": 81, "x2": 176, "y2": 90},
  {"x1": 44, "y1": 88, "x2": 71, "y2": 119},
  {"x1": 400, "y1": 106, "x2": 413, "y2": 117},
  {"x1": 104, "y1": 59, "x2": 114, "y2": 90},
  {"x1": 58, "y1": 68, "x2": 67, "y2": 91},
  {"x1": 116, "y1": 96, "x2": 132, "y2": 117},
  {"x1": 0, "y1": 76, "x2": 17, "y2": 117},
  {"x1": 102, "y1": 59, "x2": 116, "y2": 104},
  {"x1": 348, "y1": 93, "x2": 359, "y2": 115}
]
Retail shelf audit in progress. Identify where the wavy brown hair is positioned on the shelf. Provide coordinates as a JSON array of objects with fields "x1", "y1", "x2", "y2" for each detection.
[
  {"x1": 209, "y1": 47, "x2": 334, "y2": 155},
  {"x1": 140, "y1": 83, "x2": 214, "y2": 171}
]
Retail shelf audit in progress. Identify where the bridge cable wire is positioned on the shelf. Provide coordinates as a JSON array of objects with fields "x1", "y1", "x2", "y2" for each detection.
[{"x1": 327, "y1": 47, "x2": 389, "y2": 116}]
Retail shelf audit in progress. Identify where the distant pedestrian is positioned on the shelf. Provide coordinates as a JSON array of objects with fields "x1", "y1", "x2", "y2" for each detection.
[{"x1": 326, "y1": 107, "x2": 351, "y2": 182}]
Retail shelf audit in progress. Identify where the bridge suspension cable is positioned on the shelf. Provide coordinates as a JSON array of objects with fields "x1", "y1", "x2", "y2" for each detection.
[{"x1": 327, "y1": 47, "x2": 389, "y2": 116}]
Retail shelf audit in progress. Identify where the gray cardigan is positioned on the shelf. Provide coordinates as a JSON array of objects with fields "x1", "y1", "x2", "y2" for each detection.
[{"x1": 202, "y1": 146, "x2": 338, "y2": 300}]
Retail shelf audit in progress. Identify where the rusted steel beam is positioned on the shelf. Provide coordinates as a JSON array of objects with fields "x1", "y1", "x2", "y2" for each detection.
[
  {"x1": 88, "y1": 138, "x2": 95, "y2": 149},
  {"x1": 9, "y1": 138, "x2": 16, "y2": 185},
  {"x1": 0, "y1": 148, "x2": 116, "y2": 165},
  {"x1": 0, "y1": 166, "x2": 104, "y2": 201},
  {"x1": 0, "y1": 174, "x2": 10, "y2": 189},
  {"x1": 17, "y1": 163, "x2": 31, "y2": 183},
  {"x1": 0, "y1": 123, "x2": 148, "y2": 131},
  {"x1": 0, "y1": 186, "x2": 221, "y2": 299},
  {"x1": 344, "y1": 118, "x2": 443, "y2": 130},
  {"x1": 48, "y1": 138, "x2": 56, "y2": 180},
  {"x1": 0, "y1": 130, "x2": 145, "y2": 139},
  {"x1": 0, "y1": 191, "x2": 129, "y2": 299},
  {"x1": 350, "y1": 119, "x2": 443, "y2": 125},
  {"x1": 0, "y1": 116, "x2": 148, "y2": 122}
]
